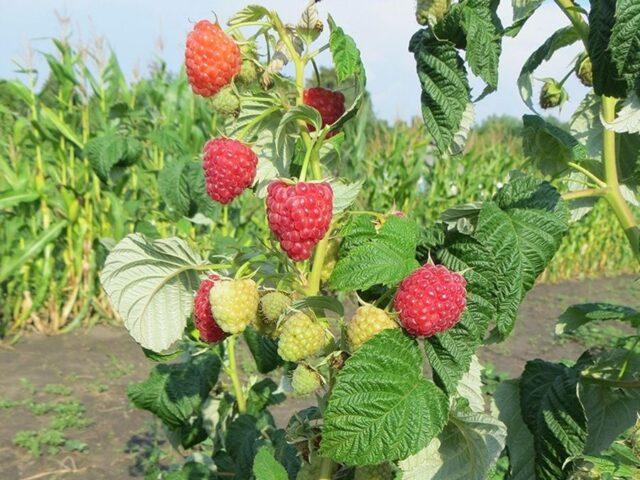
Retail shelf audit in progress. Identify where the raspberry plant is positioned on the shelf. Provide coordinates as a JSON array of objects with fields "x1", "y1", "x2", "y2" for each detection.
[{"x1": 100, "y1": 1, "x2": 640, "y2": 479}]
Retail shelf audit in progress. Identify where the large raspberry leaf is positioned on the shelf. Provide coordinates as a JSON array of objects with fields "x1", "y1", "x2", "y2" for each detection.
[
  {"x1": 127, "y1": 352, "x2": 220, "y2": 448},
  {"x1": 410, "y1": 28, "x2": 470, "y2": 154},
  {"x1": 253, "y1": 447, "x2": 288, "y2": 480},
  {"x1": 243, "y1": 327, "x2": 283, "y2": 374},
  {"x1": 610, "y1": 0, "x2": 640, "y2": 94},
  {"x1": 321, "y1": 329, "x2": 448, "y2": 465},
  {"x1": 556, "y1": 303, "x2": 640, "y2": 336},
  {"x1": 520, "y1": 360, "x2": 587, "y2": 480},
  {"x1": 398, "y1": 405, "x2": 506, "y2": 480},
  {"x1": 327, "y1": 15, "x2": 364, "y2": 84},
  {"x1": 100, "y1": 233, "x2": 206, "y2": 352},
  {"x1": 493, "y1": 380, "x2": 536, "y2": 480}
]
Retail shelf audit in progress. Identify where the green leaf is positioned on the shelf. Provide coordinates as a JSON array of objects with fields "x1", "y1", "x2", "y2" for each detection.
[
  {"x1": 588, "y1": 0, "x2": 629, "y2": 97},
  {"x1": 165, "y1": 462, "x2": 217, "y2": 480},
  {"x1": 518, "y1": 27, "x2": 580, "y2": 110},
  {"x1": 460, "y1": 0, "x2": 503, "y2": 91},
  {"x1": 328, "y1": 15, "x2": 364, "y2": 83},
  {"x1": 158, "y1": 158, "x2": 190, "y2": 217},
  {"x1": 227, "y1": 5, "x2": 269, "y2": 26},
  {"x1": 0, "y1": 190, "x2": 38, "y2": 210},
  {"x1": 556, "y1": 303, "x2": 640, "y2": 336},
  {"x1": 244, "y1": 327, "x2": 283, "y2": 374},
  {"x1": 602, "y1": 92, "x2": 640, "y2": 133},
  {"x1": 610, "y1": 0, "x2": 640, "y2": 93},
  {"x1": 253, "y1": 447, "x2": 288, "y2": 480},
  {"x1": 399, "y1": 406, "x2": 507, "y2": 480},
  {"x1": 0, "y1": 220, "x2": 67, "y2": 283},
  {"x1": 39, "y1": 106, "x2": 83, "y2": 148},
  {"x1": 127, "y1": 353, "x2": 220, "y2": 447},
  {"x1": 578, "y1": 347, "x2": 640, "y2": 454},
  {"x1": 522, "y1": 114, "x2": 587, "y2": 176},
  {"x1": 520, "y1": 359, "x2": 587, "y2": 480},
  {"x1": 226, "y1": 414, "x2": 262, "y2": 479},
  {"x1": 410, "y1": 29, "x2": 471, "y2": 153},
  {"x1": 456, "y1": 356, "x2": 485, "y2": 413},
  {"x1": 276, "y1": 105, "x2": 322, "y2": 147},
  {"x1": 99, "y1": 233, "x2": 205, "y2": 352},
  {"x1": 493, "y1": 380, "x2": 535, "y2": 480},
  {"x1": 247, "y1": 378, "x2": 285, "y2": 418},
  {"x1": 330, "y1": 179, "x2": 363, "y2": 214},
  {"x1": 321, "y1": 329, "x2": 449, "y2": 465},
  {"x1": 512, "y1": 0, "x2": 544, "y2": 25},
  {"x1": 85, "y1": 133, "x2": 141, "y2": 181},
  {"x1": 291, "y1": 295, "x2": 345, "y2": 316},
  {"x1": 329, "y1": 216, "x2": 420, "y2": 292},
  {"x1": 183, "y1": 161, "x2": 220, "y2": 218}
]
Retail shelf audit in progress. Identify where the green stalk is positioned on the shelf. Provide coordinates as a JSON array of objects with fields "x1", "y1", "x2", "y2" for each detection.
[
  {"x1": 601, "y1": 96, "x2": 640, "y2": 260},
  {"x1": 225, "y1": 336, "x2": 247, "y2": 414},
  {"x1": 553, "y1": 0, "x2": 589, "y2": 47}
]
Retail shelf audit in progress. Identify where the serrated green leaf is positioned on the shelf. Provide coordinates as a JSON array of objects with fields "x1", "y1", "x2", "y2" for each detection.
[
  {"x1": 99, "y1": 233, "x2": 205, "y2": 352},
  {"x1": 460, "y1": 0, "x2": 503, "y2": 91},
  {"x1": 244, "y1": 327, "x2": 283, "y2": 374},
  {"x1": 127, "y1": 353, "x2": 220, "y2": 444},
  {"x1": 588, "y1": 0, "x2": 629, "y2": 97},
  {"x1": 291, "y1": 295, "x2": 345, "y2": 316},
  {"x1": 520, "y1": 360, "x2": 587, "y2": 480},
  {"x1": 512, "y1": 0, "x2": 544, "y2": 23},
  {"x1": 183, "y1": 161, "x2": 220, "y2": 218},
  {"x1": 321, "y1": 329, "x2": 449, "y2": 465},
  {"x1": 518, "y1": 27, "x2": 580, "y2": 110},
  {"x1": 253, "y1": 447, "x2": 288, "y2": 480},
  {"x1": 227, "y1": 5, "x2": 269, "y2": 26},
  {"x1": 610, "y1": 0, "x2": 640, "y2": 93},
  {"x1": 85, "y1": 132, "x2": 140, "y2": 181},
  {"x1": 158, "y1": 158, "x2": 190, "y2": 217},
  {"x1": 330, "y1": 179, "x2": 363, "y2": 214},
  {"x1": 399, "y1": 407, "x2": 507, "y2": 480},
  {"x1": 456, "y1": 356, "x2": 485, "y2": 413},
  {"x1": 247, "y1": 378, "x2": 285, "y2": 418},
  {"x1": 522, "y1": 114, "x2": 587, "y2": 176},
  {"x1": 493, "y1": 380, "x2": 536, "y2": 480},
  {"x1": 603, "y1": 93, "x2": 640, "y2": 134},
  {"x1": 328, "y1": 15, "x2": 364, "y2": 83},
  {"x1": 226, "y1": 414, "x2": 262, "y2": 479},
  {"x1": 329, "y1": 216, "x2": 419, "y2": 292},
  {"x1": 556, "y1": 303, "x2": 640, "y2": 336},
  {"x1": 410, "y1": 29, "x2": 470, "y2": 153}
]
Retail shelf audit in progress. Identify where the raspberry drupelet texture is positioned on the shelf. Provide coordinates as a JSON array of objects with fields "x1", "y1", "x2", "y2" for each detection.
[
  {"x1": 347, "y1": 305, "x2": 398, "y2": 351},
  {"x1": 193, "y1": 274, "x2": 228, "y2": 343},
  {"x1": 303, "y1": 87, "x2": 345, "y2": 137},
  {"x1": 185, "y1": 20, "x2": 241, "y2": 97},
  {"x1": 202, "y1": 138, "x2": 258, "y2": 204},
  {"x1": 394, "y1": 264, "x2": 467, "y2": 337},
  {"x1": 290, "y1": 364, "x2": 322, "y2": 396},
  {"x1": 277, "y1": 312, "x2": 328, "y2": 362},
  {"x1": 209, "y1": 279, "x2": 259, "y2": 334},
  {"x1": 266, "y1": 181, "x2": 333, "y2": 261}
]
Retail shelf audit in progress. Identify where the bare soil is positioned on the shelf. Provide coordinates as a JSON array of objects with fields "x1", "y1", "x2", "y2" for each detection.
[{"x1": 0, "y1": 275, "x2": 637, "y2": 480}]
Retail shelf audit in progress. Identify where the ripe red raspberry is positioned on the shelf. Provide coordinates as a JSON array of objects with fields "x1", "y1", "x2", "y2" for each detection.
[
  {"x1": 303, "y1": 87, "x2": 345, "y2": 137},
  {"x1": 185, "y1": 20, "x2": 241, "y2": 97},
  {"x1": 266, "y1": 181, "x2": 333, "y2": 261},
  {"x1": 202, "y1": 138, "x2": 258, "y2": 204},
  {"x1": 394, "y1": 264, "x2": 467, "y2": 337},
  {"x1": 193, "y1": 274, "x2": 228, "y2": 343}
]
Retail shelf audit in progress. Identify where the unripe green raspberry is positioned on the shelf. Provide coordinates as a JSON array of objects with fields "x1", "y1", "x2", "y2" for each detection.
[
  {"x1": 211, "y1": 85, "x2": 240, "y2": 116},
  {"x1": 209, "y1": 279, "x2": 259, "y2": 334},
  {"x1": 260, "y1": 291, "x2": 292, "y2": 323},
  {"x1": 354, "y1": 464, "x2": 394, "y2": 480},
  {"x1": 416, "y1": 0, "x2": 449, "y2": 25},
  {"x1": 237, "y1": 60, "x2": 258, "y2": 85},
  {"x1": 347, "y1": 305, "x2": 398, "y2": 351},
  {"x1": 291, "y1": 364, "x2": 322, "y2": 396},
  {"x1": 575, "y1": 55, "x2": 593, "y2": 87},
  {"x1": 277, "y1": 312, "x2": 328, "y2": 362},
  {"x1": 539, "y1": 79, "x2": 568, "y2": 109}
]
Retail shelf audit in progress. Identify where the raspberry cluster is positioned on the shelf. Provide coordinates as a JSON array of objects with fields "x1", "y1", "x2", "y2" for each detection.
[
  {"x1": 303, "y1": 87, "x2": 345, "y2": 137},
  {"x1": 203, "y1": 138, "x2": 258, "y2": 204},
  {"x1": 394, "y1": 264, "x2": 467, "y2": 337},
  {"x1": 185, "y1": 20, "x2": 241, "y2": 97},
  {"x1": 266, "y1": 181, "x2": 333, "y2": 261},
  {"x1": 193, "y1": 274, "x2": 228, "y2": 343}
]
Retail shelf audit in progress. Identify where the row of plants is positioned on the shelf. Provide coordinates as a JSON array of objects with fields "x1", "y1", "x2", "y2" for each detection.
[
  {"x1": 0, "y1": 11, "x2": 636, "y2": 338},
  {"x1": 99, "y1": 1, "x2": 640, "y2": 480}
]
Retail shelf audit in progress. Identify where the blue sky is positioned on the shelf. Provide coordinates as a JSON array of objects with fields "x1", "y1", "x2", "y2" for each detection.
[{"x1": 0, "y1": 0, "x2": 586, "y2": 122}]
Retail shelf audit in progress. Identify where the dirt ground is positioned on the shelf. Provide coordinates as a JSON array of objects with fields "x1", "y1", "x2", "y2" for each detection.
[{"x1": 0, "y1": 275, "x2": 637, "y2": 480}]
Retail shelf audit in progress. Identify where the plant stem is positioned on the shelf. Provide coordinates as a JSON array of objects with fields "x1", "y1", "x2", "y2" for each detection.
[
  {"x1": 567, "y1": 162, "x2": 606, "y2": 187},
  {"x1": 317, "y1": 457, "x2": 335, "y2": 480},
  {"x1": 601, "y1": 96, "x2": 640, "y2": 260},
  {"x1": 562, "y1": 188, "x2": 605, "y2": 201},
  {"x1": 553, "y1": 0, "x2": 589, "y2": 47},
  {"x1": 305, "y1": 232, "x2": 330, "y2": 296},
  {"x1": 226, "y1": 335, "x2": 247, "y2": 414}
]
